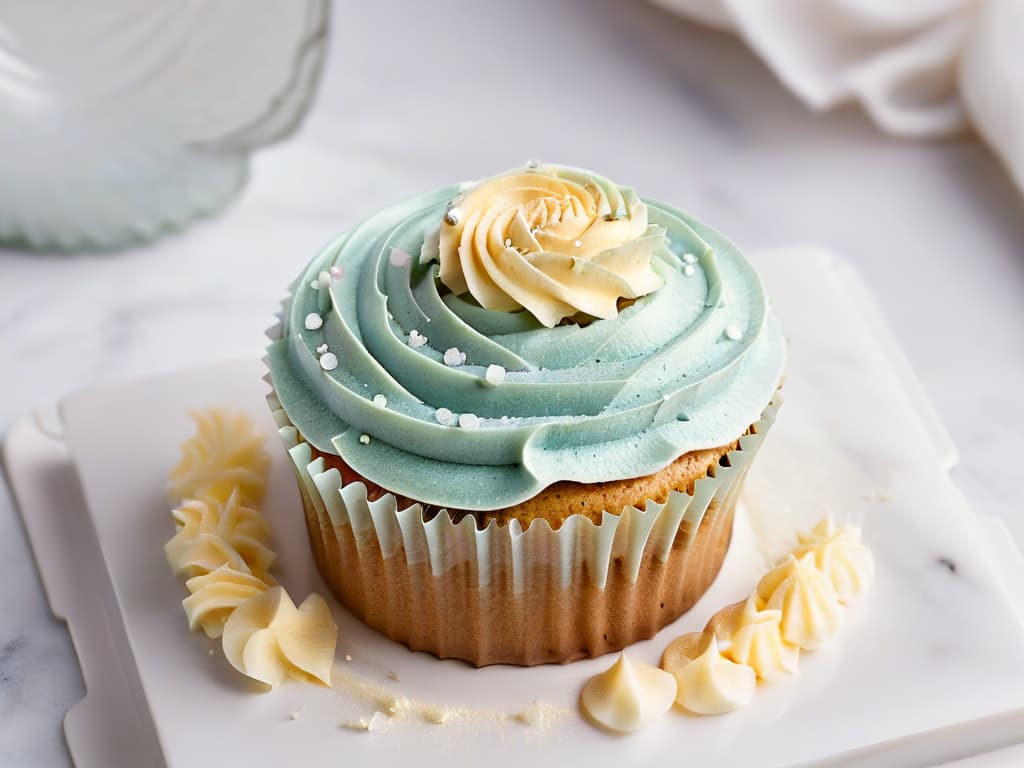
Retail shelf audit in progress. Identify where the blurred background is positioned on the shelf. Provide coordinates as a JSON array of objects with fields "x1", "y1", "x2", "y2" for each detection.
[{"x1": 1, "y1": 1, "x2": 1022, "y2": 764}]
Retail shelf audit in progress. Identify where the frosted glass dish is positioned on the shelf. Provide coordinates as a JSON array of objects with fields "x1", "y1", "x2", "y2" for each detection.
[{"x1": 0, "y1": 0, "x2": 329, "y2": 251}]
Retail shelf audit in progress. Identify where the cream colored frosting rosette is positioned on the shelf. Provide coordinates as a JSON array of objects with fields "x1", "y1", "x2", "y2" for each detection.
[
  {"x1": 163, "y1": 407, "x2": 338, "y2": 691},
  {"x1": 423, "y1": 164, "x2": 665, "y2": 327},
  {"x1": 167, "y1": 408, "x2": 271, "y2": 507}
]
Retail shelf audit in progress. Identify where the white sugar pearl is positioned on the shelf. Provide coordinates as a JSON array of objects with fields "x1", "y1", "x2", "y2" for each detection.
[
  {"x1": 304, "y1": 313, "x2": 323, "y2": 330},
  {"x1": 724, "y1": 325, "x2": 743, "y2": 341},
  {"x1": 317, "y1": 270, "x2": 332, "y2": 289},
  {"x1": 485, "y1": 364, "x2": 506, "y2": 386},
  {"x1": 443, "y1": 347, "x2": 466, "y2": 366},
  {"x1": 408, "y1": 330, "x2": 428, "y2": 348},
  {"x1": 319, "y1": 352, "x2": 338, "y2": 370},
  {"x1": 683, "y1": 264, "x2": 696, "y2": 277},
  {"x1": 435, "y1": 407, "x2": 456, "y2": 426},
  {"x1": 459, "y1": 413, "x2": 480, "y2": 430},
  {"x1": 358, "y1": 434, "x2": 370, "y2": 445},
  {"x1": 372, "y1": 394, "x2": 387, "y2": 408},
  {"x1": 444, "y1": 207, "x2": 462, "y2": 226},
  {"x1": 683, "y1": 252, "x2": 698, "y2": 264}
]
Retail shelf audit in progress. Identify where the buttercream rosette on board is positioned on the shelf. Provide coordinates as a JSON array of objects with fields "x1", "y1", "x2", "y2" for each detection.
[{"x1": 266, "y1": 164, "x2": 785, "y2": 666}]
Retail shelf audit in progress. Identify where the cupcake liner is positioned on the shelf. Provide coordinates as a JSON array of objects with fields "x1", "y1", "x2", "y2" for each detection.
[{"x1": 266, "y1": 386, "x2": 780, "y2": 666}]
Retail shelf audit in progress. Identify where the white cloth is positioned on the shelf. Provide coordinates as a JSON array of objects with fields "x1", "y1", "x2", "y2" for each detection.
[{"x1": 653, "y1": 0, "x2": 1024, "y2": 197}]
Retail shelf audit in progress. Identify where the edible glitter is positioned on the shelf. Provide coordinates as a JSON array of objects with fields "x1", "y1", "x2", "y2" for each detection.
[
  {"x1": 459, "y1": 413, "x2": 480, "y2": 430},
  {"x1": 724, "y1": 324, "x2": 743, "y2": 341},
  {"x1": 389, "y1": 248, "x2": 410, "y2": 267},
  {"x1": 683, "y1": 264, "x2": 696, "y2": 277},
  {"x1": 319, "y1": 352, "x2": 338, "y2": 371},
  {"x1": 485, "y1": 364, "x2": 506, "y2": 386},
  {"x1": 408, "y1": 330, "x2": 428, "y2": 348},
  {"x1": 443, "y1": 347, "x2": 467, "y2": 367},
  {"x1": 435, "y1": 407, "x2": 456, "y2": 426},
  {"x1": 372, "y1": 394, "x2": 387, "y2": 408},
  {"x1": 359, "y1": 434, "x2": 370, "y2": 445},
  {"x1": 304, "y1": 313, "x2": 323, "y2": 330}
]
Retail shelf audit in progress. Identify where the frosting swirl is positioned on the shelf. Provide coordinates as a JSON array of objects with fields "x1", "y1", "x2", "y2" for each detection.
[
  {"x1": 267, "y1": 165, "x2": 786, "y2": 510},
  {"x1": 425, "y1": 165, "x2": 664, "y2": 327}
]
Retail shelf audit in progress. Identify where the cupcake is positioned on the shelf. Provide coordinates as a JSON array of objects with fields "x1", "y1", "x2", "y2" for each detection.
[{"x1": 266, "y1": 164, "x2": 785, "y2": 666}]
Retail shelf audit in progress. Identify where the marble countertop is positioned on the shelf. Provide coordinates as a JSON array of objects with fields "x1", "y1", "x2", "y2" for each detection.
[{"x1": 1, "y1": 0, "x2": 1022, "y2": 765}]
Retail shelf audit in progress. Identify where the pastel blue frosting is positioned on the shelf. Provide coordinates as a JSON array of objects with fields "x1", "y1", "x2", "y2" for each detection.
[{"x1": 267, "y1": 181, "x2": 785, "y2": 511}]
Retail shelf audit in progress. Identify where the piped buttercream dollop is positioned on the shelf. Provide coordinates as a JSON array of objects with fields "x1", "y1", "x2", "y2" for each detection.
[
  {"x1": 756, "y1": 553, "x2": 844, "y2": 650},
  {"x1": 580, "y1": 652, "x2": 676, "y2": 732},
  {"x1": 661, "y1": 633, "x2": 756, "y2": 715},
  {"x1": 792, "y1": 516, "x2": 874, "y2": 604},
  {"x1": 164, "y1": 490, "x2": 275, "y2": 581},
  {"x1": 222, "y1": 587, "x2": 337, "y2": 689},
  {"x1": 707, "y1": 595, "x2": 799, "y2": 680},
  {"x1": 167, "y1": 409, "x2": 270, "y2": 506},
  {"x1": 183, "y1": 565, "x2": 269, "y2": 638}
]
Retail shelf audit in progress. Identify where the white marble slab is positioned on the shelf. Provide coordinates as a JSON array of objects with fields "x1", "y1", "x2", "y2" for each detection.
[
  {"x1": 5, "y1": 249, "x2": 1023, "y2": 767},
  {"x1": 2, "y1": 0, "x2": 1023, "y2": 764}
]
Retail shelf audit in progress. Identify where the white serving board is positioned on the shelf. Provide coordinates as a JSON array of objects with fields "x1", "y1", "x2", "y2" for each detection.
[{"x1": 6, "y1": 248, "x2": 1024, "y2": 768}]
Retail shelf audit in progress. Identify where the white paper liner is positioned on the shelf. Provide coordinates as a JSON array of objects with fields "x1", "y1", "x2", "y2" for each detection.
[{"x1": 267, "y1": 393, "x2": 780, "y2": 593}]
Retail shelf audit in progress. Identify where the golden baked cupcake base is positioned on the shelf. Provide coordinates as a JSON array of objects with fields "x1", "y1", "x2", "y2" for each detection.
[{"x1": 272, "y1": 393, "x2": 781, "y2": 667}]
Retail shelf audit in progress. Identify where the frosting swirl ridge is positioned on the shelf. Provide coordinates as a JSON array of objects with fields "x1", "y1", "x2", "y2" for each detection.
[{"x1": 267, "y1": 166, "x2": 785, "y2": 511}]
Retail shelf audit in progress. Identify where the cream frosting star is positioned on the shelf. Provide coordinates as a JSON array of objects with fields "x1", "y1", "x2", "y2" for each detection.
[
  {"x1": 580, "y1": 652, "x2": 676, "y2": 732},
  {"x1": 792, "y1": 516, "x2": 874, "y2": 604},
  {"x1": 756, "y1": 553, "x2": 844, "y2": 650},
  {"x1": 707, "y1": 594, "x2": 800, "y2": 681},
  {"x1": 661, "y1": 633, "x2": 756, "y2": 715},
  {"x1": 167, "y1": 408, "x2": 270, "y2": 506},
  {"x1": 183, "y1": 565, "x2": 270, "y2": 638},
  {"x1": 222, "y1": 587, "x2": 337, "y2": 689},
  {"x1": 165, "y1": 490, "x2": 275, "y2": 581}
]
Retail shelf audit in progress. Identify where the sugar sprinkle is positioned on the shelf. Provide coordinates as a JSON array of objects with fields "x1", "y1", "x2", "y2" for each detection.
[
  {"x1": 459, "y1": 413, "x2": 480, "y2": 430},
  {"x1": 435, "y1": 407, "x2": 456, "y2": 426},
  {"x1": 372, "y1": 394, "x2": 387, "y2": 408},
  {"x1": 682, "y1": 252, "x2": 698, "y2": 264},
  {"x1": 389, "y1": 248, "x2": 411, "y2": 267},
  {"x1": 319, "y1": 352, "x2": 338, "y2": 370},
  {"x1": 359, "y1": 434, "x2": 370, "y2": 445},
  {"x1": 443, "y1": 347, "x2": 467, "y2": 367},
  {"x1": 408, "y1": 330, "x2": 428, "y2": 348},
  {"x1": 724, "y1": 324, "x2": 743, "y2": 341},
  {"x1": 330, "y1": 264, "x2": 345, "y2": 278},
  {"x1": 304, "y1": 313, "x2": 323, "y2": 330},
  {"x1": 485, "y1": 364, "x2": 506, "y2": 386},
  {"x1": 683, "y1": 264, "x2": 696, "y2": 277}
]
